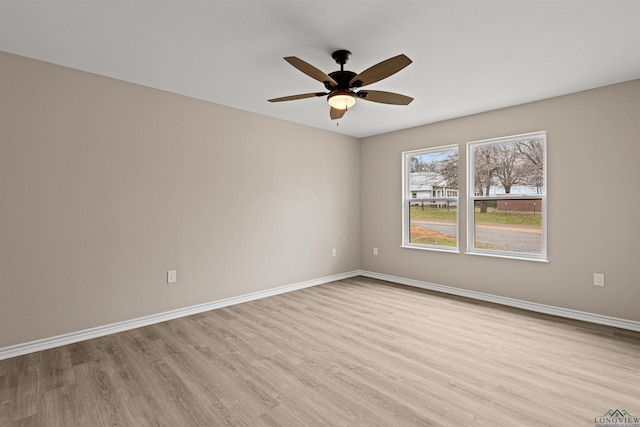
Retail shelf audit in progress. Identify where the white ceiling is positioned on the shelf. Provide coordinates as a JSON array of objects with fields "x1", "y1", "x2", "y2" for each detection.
[{"x1": 1, "y1": 1, "x2": 639, "y2": 138}]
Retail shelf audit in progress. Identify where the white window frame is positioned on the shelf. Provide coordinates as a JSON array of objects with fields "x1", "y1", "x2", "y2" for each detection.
[
  {"x1": 466, "y1": 131, "x2": 548, "y2": 262},
  {"x1": 402, "y1": 144, "x2": 460, "y2": 253}
]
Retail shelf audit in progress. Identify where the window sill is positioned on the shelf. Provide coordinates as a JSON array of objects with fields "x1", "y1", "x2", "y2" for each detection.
[
  {"x1": 401, "y1": 245, "x2": 461, "y2": 254},
  {"x1": 464, "y1": 251, "x2": 549, "y2": 263}
]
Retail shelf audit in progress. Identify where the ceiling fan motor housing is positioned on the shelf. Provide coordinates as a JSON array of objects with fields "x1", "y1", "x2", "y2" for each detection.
[{"x1": 326, "y1": 70, "x2": 357, "y2": 90}]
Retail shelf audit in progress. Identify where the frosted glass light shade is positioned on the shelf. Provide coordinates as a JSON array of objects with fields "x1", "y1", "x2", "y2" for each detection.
[{"x1": 327, "y1": 92, "x2": 356, "y2": 110}]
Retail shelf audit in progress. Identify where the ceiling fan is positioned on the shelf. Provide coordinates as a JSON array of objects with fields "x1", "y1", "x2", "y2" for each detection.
[{"x1": 268, "y1": 49, "x2": 414, "y2": 120}]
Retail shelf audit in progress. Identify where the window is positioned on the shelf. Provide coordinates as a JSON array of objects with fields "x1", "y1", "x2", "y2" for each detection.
[
  {"x1": 402, "y1": 145, "x2": 459, "y2": 251},
  {"x1": 467, "y1": 131, "x2": 547, "y2": 261}
]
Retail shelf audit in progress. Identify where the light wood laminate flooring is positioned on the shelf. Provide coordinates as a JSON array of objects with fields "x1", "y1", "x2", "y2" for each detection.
[{"x1": 1, "y1": 276, "x2": 639, "y2": 426}]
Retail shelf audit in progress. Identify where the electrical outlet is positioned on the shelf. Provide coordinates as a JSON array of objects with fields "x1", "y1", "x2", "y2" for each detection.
[
  {"x1": 332, "y1": 248, "x2": 337, "y2": 257},
  {"x1": 168, "y1": 270, "x2": 177, "y2": 283},
  {"x1": 373, "y1": 247, "x2": 379, "y2": 256},
  {"x1": 593, "y1": 273, "x2": 604, "y2": 287}
]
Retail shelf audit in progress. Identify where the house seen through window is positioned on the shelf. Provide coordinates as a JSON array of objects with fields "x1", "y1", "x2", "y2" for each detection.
[{"x1": 402, "y1": 145, "x2": 459, "y2": 251}]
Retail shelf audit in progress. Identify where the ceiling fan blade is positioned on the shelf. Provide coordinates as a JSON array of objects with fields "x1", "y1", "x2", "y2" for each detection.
[
  {"x1": 330, "y1": 107, "x2": 347, "y2": 120},
  {"x1": 284, "y1": 56, "x2": 338, "y2": 86},
  {"x1": 357, "y1": 90, "x2": 413, "y2": 105},
  {"x1": 268, "y1": 92, "x2": 328, "y2": 102},
  {"x1": 349, "y1": 54, "x2": 412, "y2": 87}
]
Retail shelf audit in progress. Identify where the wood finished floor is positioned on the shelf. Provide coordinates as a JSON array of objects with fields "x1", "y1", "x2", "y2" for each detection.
[{"x1": 1, "y1": 276, "x2": 639, "y2": 426}]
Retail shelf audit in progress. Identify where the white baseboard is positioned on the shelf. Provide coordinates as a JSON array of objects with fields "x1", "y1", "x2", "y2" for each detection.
[
  {"x1": 0, "y1": 270, "x2": 361, "y2": 361},
  {"x1": 3, "y1": 269, "x2": 637, "y2": 360},
  {"x1": 359, "y1": 270, "x2": 640, "y2": 332}
]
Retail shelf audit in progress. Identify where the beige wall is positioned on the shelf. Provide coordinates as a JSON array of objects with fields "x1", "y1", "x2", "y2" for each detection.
[
  {"x1": 361, "y1": 79, "x2": 640, "y2": 321},
  {"x1": 0, "y1": 52, "x2": 361, "y2": 347},
  {"x1": 1, "y1": 50, "x2": 638, "y2": 350}
]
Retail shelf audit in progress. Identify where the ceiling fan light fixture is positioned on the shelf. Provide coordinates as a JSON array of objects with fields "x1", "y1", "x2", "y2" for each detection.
[
  {"x1": 269, "y1": 51, "x2": 413, "y2": 120},
  {"x1": 327, "y1": 90, "x2": 356, "y2": 110}
]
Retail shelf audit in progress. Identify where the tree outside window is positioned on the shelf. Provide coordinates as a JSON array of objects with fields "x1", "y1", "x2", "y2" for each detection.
[{"x1": 467, "y1": 131, "x2": 547, "y2": 261}]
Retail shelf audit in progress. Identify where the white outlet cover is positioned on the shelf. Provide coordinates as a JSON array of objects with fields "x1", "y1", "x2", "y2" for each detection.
[
  {"x1": 168, "y1": 270, "x2": 177, "y2": 283},
  {"x1": 593, "y1": 273, "x2": 604, "y2": 286}
]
